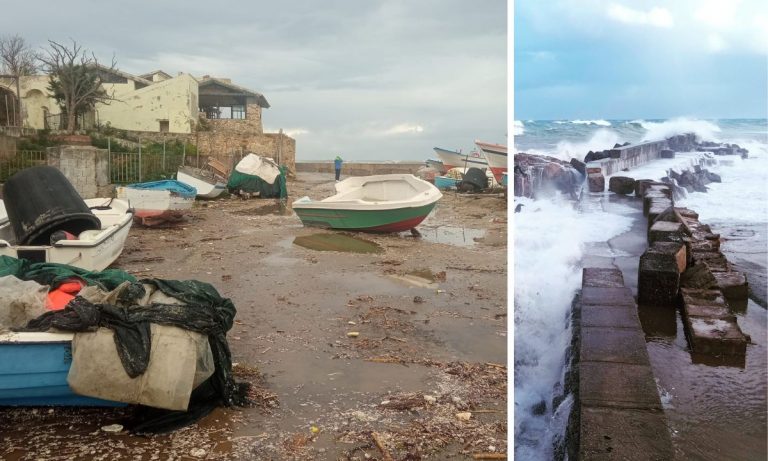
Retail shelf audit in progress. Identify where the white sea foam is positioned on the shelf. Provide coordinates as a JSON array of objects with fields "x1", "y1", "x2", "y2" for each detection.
[
  {"x1": 514, "y1": 120, "x2": 525, "y2": 136},
  {"x1": 678, "y1": 139, "x2": 768, "y2": 224},
  {"x1": 514, "y1": 195, "x2": 634, "y2": 460},
  {"x1": 640, "y1": 117, "x2": 722, "y2": 142},
  {"x1": 549, "y1": 128, "x2": 621, "y2": 161},
  {"x1": 571, "y1": 119, "x2": 612, "y2": 126}
]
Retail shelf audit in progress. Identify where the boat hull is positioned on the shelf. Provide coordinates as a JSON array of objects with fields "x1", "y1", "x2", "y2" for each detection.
[
  {"x1": 434, "y1": 176, "x2": 461, "y2": 190},
  {"x1": 0, "y1": 333, "x2": 124, "y2": 407},
  {"x1": 294, "y1": 202, "x2": 437, "y2": 232},
  {"x1": 433, "y1": 147, "x2": 488, "y2": 170},
  {"x1": 475, "y1": 141, "x2": 508, "y2": 183},
  {"x1": 177, "y1": 169, "x2": 227, "y2": 199},
  {"x1": 0, "y1": 198, "x2": 133, "y2": 271}
]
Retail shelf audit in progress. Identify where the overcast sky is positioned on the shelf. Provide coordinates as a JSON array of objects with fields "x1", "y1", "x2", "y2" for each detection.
[
  {"x1": 2, "y1": 0, "x2": 508, "y2": 161},
  {"x1": 515, "y1": 0, "x2": 768, "y2": 120}
]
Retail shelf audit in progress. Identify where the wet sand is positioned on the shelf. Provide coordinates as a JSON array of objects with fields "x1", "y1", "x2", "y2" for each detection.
[
  {"x1": 581, "y1": 193, "x2": 767, "y2": 460},
  {"x1": 0, "y1": 173, "x2": 508, "y2": 460}
]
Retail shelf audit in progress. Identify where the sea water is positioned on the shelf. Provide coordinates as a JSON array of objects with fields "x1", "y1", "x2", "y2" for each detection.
[{"x1": 513, "y1": 118, "x2": 768, "y2": 459}]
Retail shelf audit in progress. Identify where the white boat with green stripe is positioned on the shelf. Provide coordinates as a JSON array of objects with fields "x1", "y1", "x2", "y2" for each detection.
[{"x1": 292, "y1": 174, "x2": 442, "y2": 232}]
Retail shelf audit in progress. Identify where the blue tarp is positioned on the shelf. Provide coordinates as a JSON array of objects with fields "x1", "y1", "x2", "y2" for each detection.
[{"x1": 127, "y1": 180, "x2": 197, "y2": 198}]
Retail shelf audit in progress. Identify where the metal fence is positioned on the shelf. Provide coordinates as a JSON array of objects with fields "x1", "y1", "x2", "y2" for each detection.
[
  {"x1": 0, "y1": 150, "x2": 47, "y2": 182},
  {"x1": 109, "y1": 149, "x2": 185, "y2": 184}
]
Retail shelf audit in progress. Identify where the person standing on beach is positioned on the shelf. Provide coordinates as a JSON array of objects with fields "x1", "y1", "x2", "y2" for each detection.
[{"x1": 334, "y1": 155, "x2": 343, "y2": 181}]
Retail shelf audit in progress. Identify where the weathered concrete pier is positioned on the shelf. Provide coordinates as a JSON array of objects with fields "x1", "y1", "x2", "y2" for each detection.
[{"x1": 577, "y1": 268, "x2": 674, "y2": 460}]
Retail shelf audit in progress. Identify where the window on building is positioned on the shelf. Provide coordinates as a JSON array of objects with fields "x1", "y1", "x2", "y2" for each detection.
[
  {"x1": 159, "y1": 120, "x2": 169, "y2": 132},
  {"x1": 231, "y1": 105, "x2": 246, "y2": 119}
]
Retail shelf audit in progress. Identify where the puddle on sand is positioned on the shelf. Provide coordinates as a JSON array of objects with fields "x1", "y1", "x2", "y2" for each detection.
[
  {"x1": 387, "y1": 269, "x2": 446, "y2": 288},
  {"x1": 293, "y1": 233, "x2": 383, "y2": 254},
  {"x1": 408, "y1": 226, "x2": 486, "y2": 247}
]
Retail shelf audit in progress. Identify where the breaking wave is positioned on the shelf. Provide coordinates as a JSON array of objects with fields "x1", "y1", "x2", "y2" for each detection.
[
  {"x1": 514, "y1": 120, "x2": 525, "y2": 136},
  {"x1": 640, "y1": 117, "x2": 722, "y2": 142},
  {"x1": 514, "y1": 195, "x2": 634, "y2": 460},
  {"x1": 570, "y1": 119, "x2": 612, "y2": 126}
]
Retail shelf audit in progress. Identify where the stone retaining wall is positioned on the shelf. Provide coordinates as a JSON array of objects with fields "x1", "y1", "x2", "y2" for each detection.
[
  {"x1": 46, "y1": 146, "x2": 111, "y2": 198},
  {"x1": 296, "y1": 161, "x2": 423, "y2": 176}
]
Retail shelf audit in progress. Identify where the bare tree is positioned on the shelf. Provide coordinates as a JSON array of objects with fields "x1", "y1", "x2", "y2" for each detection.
[
  {"x1": 38, "y1": 39, "x2": 116, "y2": 133},
  {"x1": 0, "y1": 34, "x2": 38, "y2": 75}
]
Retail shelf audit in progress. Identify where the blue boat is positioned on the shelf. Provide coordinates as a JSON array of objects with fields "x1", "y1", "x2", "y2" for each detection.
[
  {"x1": 125, "y1": 180, "x2": 197, "y2": 199},
  {"x1": 0, "y1": 332, "x2": 124, "y2": 406},
  {"x1": 434, "y1": 175, "x2": 461, "y2": 190}
]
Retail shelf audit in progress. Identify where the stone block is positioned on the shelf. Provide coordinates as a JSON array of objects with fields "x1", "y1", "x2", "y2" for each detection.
[
  {"x1": 647, "y1": 184, "x2": 672, "y2": 199},
  {"x1": 648, "y1": 221, "x2": 685, "y2": 246},
  {"x1": 581, "y1": 305, "x2": 641, "y2": 329},
  {"x1": 582, "y1": 268, "x2": 625, "y2": 288},
  {"x1": 647, "y1": 201, "x2": 672, "y2": 225},
  {"x1": 582, "y1": 286, "x2": 636, "y2": 306},
  {"x1": 684, "y1": 316, "x2": 747, "y2": 356},
  {"x1": 649, "y1": 241, "x2": 686, "y2": 273},
  {"x1": 702, "y1": 257, "x2": 731, "y2": 273},
  {"x1": 660, "y1": 149, "x2": 675, "y2": 159},
  {"x1": 608, "y1": 176, "x2": 636, "y2": 195},
  {"x1": 580, "y1": 407, "x2": 674, "y2": 461},
  {"x1": 579, "y1": 362, "x2": 662, "y2": 410},
  {"x1": 634, "y1": 179, "x2": 666, "y2": 197},
  {"x1": 588, "y1": 172, "x2": 605, "y2": 192},
  {"x1": 638, "y1": 251, "x2": 679, "y2": 306},
  {"x1": 581, "y1": 327, "x2": 651, "y2": 365},
  {"x1": 642, "y1": 192, "x2": 667, "y2": 214},
  {"x1": 712, "y1": 271, "x2": 749, "y2": 301},
  {"x1": 680, "y1": 262, "x2": 719, "y2": 290}
]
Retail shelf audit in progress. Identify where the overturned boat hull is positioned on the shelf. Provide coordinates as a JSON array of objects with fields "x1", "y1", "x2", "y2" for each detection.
[{"x1": 177, "y1": 167, "x2": 227, "y2": 199}]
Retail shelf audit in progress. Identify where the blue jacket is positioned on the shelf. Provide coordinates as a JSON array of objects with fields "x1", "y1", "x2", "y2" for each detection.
[{"x1": 334, "y1": 158, "x2": 343, "y2": 169}]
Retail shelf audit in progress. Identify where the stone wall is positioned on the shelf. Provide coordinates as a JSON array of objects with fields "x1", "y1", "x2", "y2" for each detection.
[
  {"x1": 0, "y1": 134, "x2": 16, "y2": 157},
  {"x1": 46, "y1": 146, "x2": 111, "y2": 198},
  {"x1": 296, "y1": 161, "x2": 424, "y2": 176}
]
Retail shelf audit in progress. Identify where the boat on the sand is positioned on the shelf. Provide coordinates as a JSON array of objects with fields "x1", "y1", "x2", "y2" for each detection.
[
  {"x1": 433, "y1": 147, "x2": 489, "y2": 170},
  {"x1": 0, "y1": 331, "x2": 126, "y2": 406},
  {"x1": 177, "y1": 166, "x2": 227, "y2": 199},
  {"x1": 116, "y1": 180, "x2": 196, "y2": 226},
  {"x1": 292, "y1": 174, "x2": 442, "y2": 232},
  {"x1": 475, "y1": 140, "x2": 508, "y2": 183},
  {"x1": 0, "y1": 197, "x2": 134, "y2": 272}
]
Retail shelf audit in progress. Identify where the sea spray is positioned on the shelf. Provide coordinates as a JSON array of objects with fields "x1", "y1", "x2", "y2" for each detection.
[
  {"x1": 639, "y1": 117, "x2": 722, "y2": 142},
  {"x1": 514, "y1": 195, "x2": 633, "y2": 460}
]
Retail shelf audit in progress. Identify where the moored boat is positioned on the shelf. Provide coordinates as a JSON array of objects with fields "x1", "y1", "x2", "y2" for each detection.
[
  {"x1": 292, "y1": 174, "x2": 442, "y2": 232},
  {"x1": 475, "y1": 140, "x2": 508, "y2": 183},
  {"x1": 116, "y1": 180, "x2": 196, "y2": 226},
  {"x1": 0, "y1": 198, "x2": 134, "y2": 271},
  {"x1": 433, "y1": 147, "x2": 489, "y2": 170},
  {"x1": 177, "y1": 166, "x2": 227, "y2": 199}
]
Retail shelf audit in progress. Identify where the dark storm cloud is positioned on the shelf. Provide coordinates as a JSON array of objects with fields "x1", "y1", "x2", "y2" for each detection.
[{"x1": 3, "y1": 0, "x2": 508, "y2": 160}]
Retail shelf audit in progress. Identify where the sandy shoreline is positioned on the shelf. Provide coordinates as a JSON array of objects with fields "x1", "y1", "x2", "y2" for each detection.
[{"x1": 1, "y1": 172, "x2": 508, "y2": 460}]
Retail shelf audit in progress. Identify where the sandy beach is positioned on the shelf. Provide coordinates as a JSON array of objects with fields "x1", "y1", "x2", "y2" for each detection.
[{"x1": 0, "y1": 172, "x2": 508, "y2": 460}]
